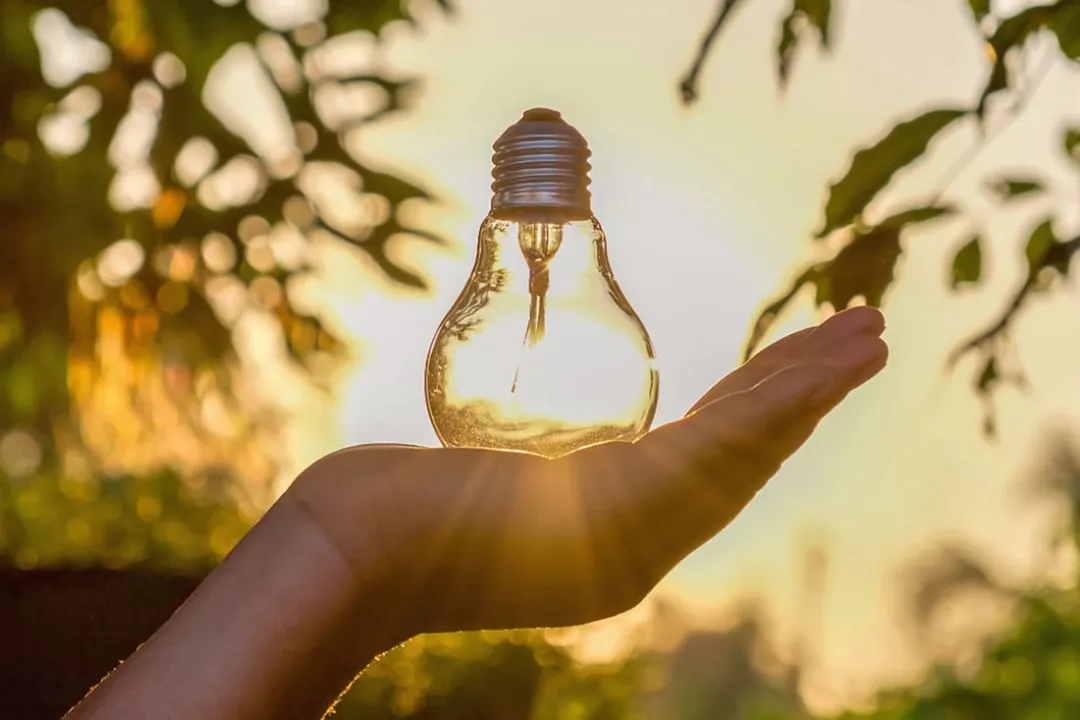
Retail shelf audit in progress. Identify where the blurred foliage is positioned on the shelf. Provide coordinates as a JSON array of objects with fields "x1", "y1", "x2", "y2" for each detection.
[
  {"x1": 0, "y1": 0, "x2": 449, "y2": 569},
  {"x1": 1, "y1": 1, "x2": 817, "y2": 714},
  {"x1": 339, "y1": 630, "x2": 649, "y2": 719},
  {"x1": 342, "y1": 442, "x2": 1080, "y2": 720},
  {"x1": 822, "y1": 441, "x2": 1080, "y2": 720},
  {"x1": 833, "y1": 596, "x2": 1080, "y2": 719},
  {"x1": 0, "y1": 2, "x2": 816, "y2": 717},
  {"x1": 334, "y1": 608, "x2": 812, "y2": 719},
  {"x1": 682, "y1": 0, "x2": 1080, "y2": 435},
  {"x1": 0, "y1": 466, "x2": 250, "y2": 572},
  {"x1": 4, "y1": 0, "x2": 1080, "y2": 717}
]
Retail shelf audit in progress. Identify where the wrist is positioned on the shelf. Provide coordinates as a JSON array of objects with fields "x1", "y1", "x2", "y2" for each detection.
[{"x1": 284, "y1": 450, "x2": 428, "y2": 646}]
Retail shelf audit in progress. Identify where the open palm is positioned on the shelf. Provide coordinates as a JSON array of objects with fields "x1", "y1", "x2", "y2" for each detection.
[{"x1": 289, "y1": 306, "x2": 888, "y2": 638}]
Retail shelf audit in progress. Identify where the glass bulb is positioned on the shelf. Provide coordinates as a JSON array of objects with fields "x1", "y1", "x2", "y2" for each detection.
[{"x1": 425, "y1": 109, "x2": 658, "y2": 458}]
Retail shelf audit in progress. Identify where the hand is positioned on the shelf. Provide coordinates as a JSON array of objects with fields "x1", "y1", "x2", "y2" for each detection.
[
  {"x1": 289, "y1": 305, "x2": 888, "y2": 636},
  {"x1": 66, "y1": 306, "x2": 887, "y2": 720}
]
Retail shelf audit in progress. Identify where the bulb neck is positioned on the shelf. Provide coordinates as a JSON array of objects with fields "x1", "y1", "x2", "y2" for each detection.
[{"x1": 490, "y1": 108, "x2": 592, "y2": 222}]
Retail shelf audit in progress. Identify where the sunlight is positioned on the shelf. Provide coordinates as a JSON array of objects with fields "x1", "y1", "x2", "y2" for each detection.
[
  {"x1": 435, "y1": 217, "x2": 657, "y2": 433},
  {"x1": 202, "y1": 43, "x2": 297, "y2": 172},
  {"x1": 31, "y1": 8, "x2": 111, "y2": 87},
  {"x1": 448, "y1": 306, "x2": 653, "y2": 428},
  {"x1": 8, "y1": 0, "x2": 1080, "y2": 715}
]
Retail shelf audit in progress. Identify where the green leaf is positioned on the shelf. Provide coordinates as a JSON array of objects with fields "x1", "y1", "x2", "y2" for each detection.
[
  {"x1": 820, "y1": 227, "x2": 903, "y2": 308},
  {"x1": 357, "y1": 166, "x2": 432, "y2": 203},
  {"x1": 0, "y1": 310, "x2": 24, "y2": 353},
  {"x1": 158, "y1": 290, "x2": 233, "y2": 365},
  {"x1": 777, "y1": 17, "x2": 799, "y2": 86},
  {"x1": 6, "y1": 359, "x2": 38, "y2": 419},
  {"x1": 985, "y1": 177, "x2": 1045, "y2": 201},
  {"x1": 1049, "y1": 0, "x2": 1080, "y2": 59},
  {"x1": 969, "y1": 0, "x2": 991, "y2": 22},
  {"x1": 977, "y1": 4, "x2": 1056, "y2": 117},
  {"x1": 802, "y1": 0, "x2": 832, "y2": 45},
  {"x1": 976, "y1": 55, "x2": 1009, "y2": 119},
  {"x1": 1064, "y1": 127, "x2": 1080, "y2": 164},
  {"x1": 951, "y1": 236, "x2": 983, "y2": 289},
  {"x1": 325, "y1": 2, "x2": 414, "y2": 36},
  {"x1": 815, "y1": 109, "x2": 967, "y2": 238},
  {"x1": 144, "y1": 0, "x2": 258, "y2": 91},
  {"x1": 977, "y1": 355, "x2": 999, "y2": 393},
  {"x1": 877, "y1": 204, "x2": 956, "y2": 230},
  {"x1": 679, "y1": 0, "x2": 748, "y2": 104},
  {"x1": 776, "y1": 0, "x2": 832, "y2": 86},
  {"x1": 1025, "y1": 219, "x2": 1056, "y2": 268},
  {"x1": 990, "y1": 5, "x2": 1056, "y2": 53},
  {"x1": 745, "y1": 205, "x2": 948, "y2": 359},
  {"x1": 1047, "y1": 241, "x2": 1077, "y2": 276}
]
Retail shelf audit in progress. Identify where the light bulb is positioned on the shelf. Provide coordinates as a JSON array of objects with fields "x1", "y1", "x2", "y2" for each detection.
[{"x1": 425, "y1": 108, "x2": 659, "y2": 458}]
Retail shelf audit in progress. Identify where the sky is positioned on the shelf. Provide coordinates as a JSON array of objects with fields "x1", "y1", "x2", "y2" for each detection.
[{"x1": 225, "y1": 0, "x2": 1080, "y2": 709}]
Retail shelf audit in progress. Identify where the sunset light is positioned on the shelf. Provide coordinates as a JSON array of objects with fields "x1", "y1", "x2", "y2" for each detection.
[{"x1": 6, "y1": 0, "x2": 1080, "y2": 717}]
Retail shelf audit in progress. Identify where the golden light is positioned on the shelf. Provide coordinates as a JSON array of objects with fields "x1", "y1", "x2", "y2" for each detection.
[
  {"x1": 201, "y1": 232, "x2": 238, "y2": 274},
  {"x1": 156, "y1": 281, "x2": 188, "y2": 314},
  {"x1": 31, "y1": 8, "x2": 111, "y2": 88},
  {"x1": 196, "y1": 155, "x2": 266, "y2": 211},
  {"x1": 97, "y1": 238, "x2": 145, "y2": 287},
  {"x1": 152, "y1": 187, "x2": 186, "y2": 229},
  {"x1": 31, "y1": 0, "x2": 1068, "y2": 704},
  {"x1": 174, "y1": 136, "x2": 219, "y2": 187},
  {"x1": 152, "y1": 51, "x2": 187, "y2": 89},
  {"x1": 0, "y1": 430, "x2": 43, "y2": 479}
]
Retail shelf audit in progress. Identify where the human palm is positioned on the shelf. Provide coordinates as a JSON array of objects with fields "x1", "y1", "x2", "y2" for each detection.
[{"x1": 289, "y1": 306, "x2": 887, "y2": 637}]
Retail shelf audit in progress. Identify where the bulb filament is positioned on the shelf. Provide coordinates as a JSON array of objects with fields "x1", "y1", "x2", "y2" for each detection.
[{"x1": 510, "y1": 223, "x2": 558, "y2": 394}]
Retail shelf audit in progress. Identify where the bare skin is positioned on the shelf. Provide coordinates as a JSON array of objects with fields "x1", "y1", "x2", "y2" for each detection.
[{"x1": 65, "y1": 305, "x2": 888, "y2": 720}]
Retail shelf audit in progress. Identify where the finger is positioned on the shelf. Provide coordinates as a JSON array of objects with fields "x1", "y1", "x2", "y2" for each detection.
[
  {"x1": 802, "y1": 305, "x2": 886, "y2": 356},
  {"x1": 567, "y1": 362, "x2": 838, "y2": 608},
  {"x1": 686, "y1": 327, "x2": 814, "y2": 415},
  {"x1": 687, "y1": 306, "x2": 886, "y2": 415},
  {"x1": 672, "y1": 333, "x2": 888, "y2": 496},
  {"x1": 534, "y1": 330, "x2": 886, "y2": 625},
  {"x1": 716, "y1": 334, "x2": 888, "y2": 431},
  {"x1": 618, "y1": 335, "x2": 887, "y2": 566}
]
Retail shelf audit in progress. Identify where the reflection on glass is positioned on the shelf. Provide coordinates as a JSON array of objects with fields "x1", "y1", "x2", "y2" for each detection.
[{"x1": 426, "y1": 216, "x2": 658, "y2": 458}]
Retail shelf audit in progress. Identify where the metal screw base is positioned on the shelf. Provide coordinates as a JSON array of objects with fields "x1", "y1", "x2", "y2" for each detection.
[{"x1": 490, "y1": 108, "x2": 592, "y2": 220}]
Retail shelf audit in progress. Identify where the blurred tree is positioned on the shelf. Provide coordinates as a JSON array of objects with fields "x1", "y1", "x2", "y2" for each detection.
[
  {"x1": 813, "y1": 439, "x2": 1080, "y2": 719},
  {"x1": 0, "y1": 5, "x2": 667, "y2": 718},
  {"x1": 337, "y1": 630, "x2": 649, "y2": 719},
  {"x1": 299, "y1": 434, "x2": 1080, "y2": 720},
  {"x1": 681, "y1": 0, "x2": 1080, "y2": 435},
  {"x1": 637, "y1": 610, "x2": 810, "y2": 719},
  {"x1": 9, "y1": 2, "x2": 1080, "y2": 717},
  {"x1": 0, "y1": 4, "x2": 813, "y2": 716},
  {"x1": 0, "y1": 0, "x2": 449, "y2": 568},
  {"x1": 332, "y1": 604, "x2": 809, "y2": 719}
]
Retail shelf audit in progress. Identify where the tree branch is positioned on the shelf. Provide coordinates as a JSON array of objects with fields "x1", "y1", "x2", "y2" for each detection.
[
  {"x1": 948, "y1": 235, "x2": 1080, "y2": 366},
  {"x1": 679, "y1": 0, "x2": 746, "y2": 105},
  {"x1": 929, "y1": 48, "x2": 1058, "y2": 203}
]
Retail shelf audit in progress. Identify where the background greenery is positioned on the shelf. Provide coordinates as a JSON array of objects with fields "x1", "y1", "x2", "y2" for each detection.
[{"x1": 2, "y1": 0, "x2": 1080, "y2": 717}]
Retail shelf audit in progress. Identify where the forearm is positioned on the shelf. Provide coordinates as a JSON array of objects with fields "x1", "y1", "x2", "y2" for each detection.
[
  {"x1": 66, "y1": 474, "x2": 412, "y2": 720},
  {"x1": 61, "y1": 308, "x2": 885, "y2": 719}
]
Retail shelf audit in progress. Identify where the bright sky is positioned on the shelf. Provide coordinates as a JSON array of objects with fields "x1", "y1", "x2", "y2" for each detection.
[{"x1": 240, "y1": 0, "x2": 1080, "y2": 709}]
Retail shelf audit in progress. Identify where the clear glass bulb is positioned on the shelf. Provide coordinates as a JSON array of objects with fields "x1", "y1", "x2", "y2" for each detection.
[{"x1": 425, "y1": 109, "x2": 658, "y2": 458}]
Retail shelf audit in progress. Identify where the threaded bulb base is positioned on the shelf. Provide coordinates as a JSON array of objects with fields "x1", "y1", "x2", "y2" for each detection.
[{"x1": 490, "y1": 108, "x2": 592, "y2": 220}]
